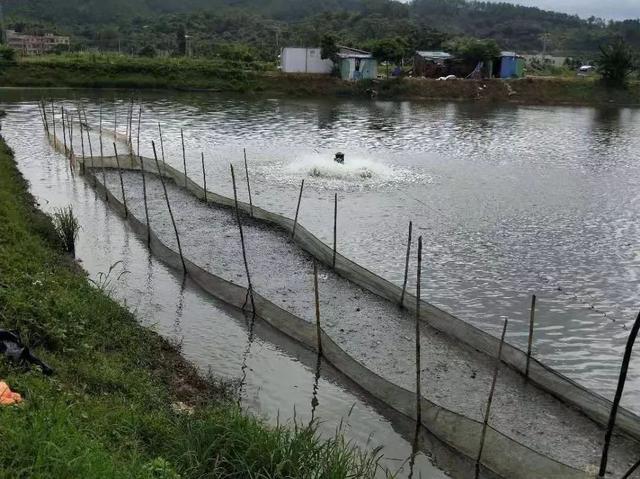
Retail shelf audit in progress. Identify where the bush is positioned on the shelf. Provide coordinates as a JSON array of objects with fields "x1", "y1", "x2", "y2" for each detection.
[
  {"x1": 598, "y1": 37, "x2": 636, "y2": 87},
  {"x1": 0, "y1": 45, "x2": 17, "y2": 63}
]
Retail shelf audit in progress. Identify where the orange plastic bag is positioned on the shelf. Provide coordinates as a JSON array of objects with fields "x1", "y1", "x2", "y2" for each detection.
[{"x1": 0, "y1": 381, "x2": 22, "y2": 405}]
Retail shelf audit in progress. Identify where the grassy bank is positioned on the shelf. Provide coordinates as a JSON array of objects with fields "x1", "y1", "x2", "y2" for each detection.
[
  {"x1": 0, "y1": 53, "x2": 638, "y2": 106},
  {"x1": 0, "y1": 134, "x2": 385, "y2": 477}
]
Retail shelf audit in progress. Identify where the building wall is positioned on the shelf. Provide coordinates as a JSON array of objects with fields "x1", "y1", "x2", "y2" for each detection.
[
  {"x1": 280, "y1": 48, "x2": 334, "y2": 74},
  {"x1": 5, "y1": 30, "x2": 70, "y2": 55},
  {"x1": 340, "y1": 58, "x2": 377, "y2": 81}
]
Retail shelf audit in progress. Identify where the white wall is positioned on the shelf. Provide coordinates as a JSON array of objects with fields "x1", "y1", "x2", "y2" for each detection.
[{"x1": 280, "y1": 48, "x2": 334, "y2": 74}]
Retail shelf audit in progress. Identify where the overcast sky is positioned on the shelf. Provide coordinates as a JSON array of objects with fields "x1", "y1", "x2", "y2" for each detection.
[{"x1": 472, "y1": 0, "x2": 638, "y2": 20}]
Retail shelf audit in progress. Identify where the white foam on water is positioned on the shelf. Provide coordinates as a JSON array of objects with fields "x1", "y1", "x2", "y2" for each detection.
[{"x1": 256, "y1": 152, "x2": 432, "y2": 191}]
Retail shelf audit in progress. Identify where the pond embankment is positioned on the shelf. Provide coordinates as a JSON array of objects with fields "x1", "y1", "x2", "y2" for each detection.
[
  {"x1": 0, "y1": 135, "x2": 387, "y2": 478},
  {"x1": 1, "y1": 55, "x2": 638, "y2": 106}
]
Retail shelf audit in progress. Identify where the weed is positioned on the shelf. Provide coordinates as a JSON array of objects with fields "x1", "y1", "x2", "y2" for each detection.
[{"x1": 52, "y1": 205, "x2": 80, "y2": 255}]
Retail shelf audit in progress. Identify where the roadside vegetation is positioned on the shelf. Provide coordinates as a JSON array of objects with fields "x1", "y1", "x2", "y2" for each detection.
[{"x1": 0, "y1": 136, "x2": 388, "y2": 478}]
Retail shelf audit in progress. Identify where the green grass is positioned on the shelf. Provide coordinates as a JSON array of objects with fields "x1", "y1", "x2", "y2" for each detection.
[{"x1": 0, "y1": 136, "x2": 388, "y2": 478}]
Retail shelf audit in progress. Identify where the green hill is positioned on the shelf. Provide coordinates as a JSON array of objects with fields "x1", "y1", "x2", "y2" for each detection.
[{"x1": 3, "y1": 0, "x2": 639, "y2": 59}]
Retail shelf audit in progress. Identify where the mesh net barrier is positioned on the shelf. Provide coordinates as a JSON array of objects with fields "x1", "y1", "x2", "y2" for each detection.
[{"x1": 47, "y1": 134, "x2": 640, "y2": 478}]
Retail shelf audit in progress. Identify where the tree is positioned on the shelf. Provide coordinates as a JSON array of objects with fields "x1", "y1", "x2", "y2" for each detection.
[
  {"x1": 320, "y1": 34, "x2": 339, "y2": 63},
  {"x1": 0, "y1": 45, "x2": 16, "y2": 63},
  {"x1": 597, "y1": 37, "x2": 636, "y2": 87},
  {"x1": 443, "y1": 37, "x2": 501, "y2": 64},
  {"x1": 139, "y1": 45, "x2": 157, "y2": 57},
  {"x1": 176, "y1": 25, "x2": 186, "y2": 56}
]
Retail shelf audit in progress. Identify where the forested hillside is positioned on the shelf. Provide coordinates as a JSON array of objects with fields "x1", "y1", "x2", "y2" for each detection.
[{"x1": 3, "y1": 0, "x2": 639, "y2": 59}]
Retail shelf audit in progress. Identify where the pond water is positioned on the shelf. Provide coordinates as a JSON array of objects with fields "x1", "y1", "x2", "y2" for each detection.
[
  {"x1": 2, "y1": 88, "x2": 640, "y2": 475},
  {"x1": 84, "y1": 90, "x2": 640, "y2": 406}
]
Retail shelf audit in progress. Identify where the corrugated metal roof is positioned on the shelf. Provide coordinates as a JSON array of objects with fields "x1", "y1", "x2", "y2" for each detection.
[
  {"x1": 416, "y1": 51, "x2": 453, "y2": 60},
  {"x1": 501, "y1": 51, "x2": 517, "y2": 57}
]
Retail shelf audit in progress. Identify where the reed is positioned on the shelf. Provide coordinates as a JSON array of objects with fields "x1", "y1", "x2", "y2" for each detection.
[{"x1": 52, "y1": 206, "x2": 80, "y2": 256}]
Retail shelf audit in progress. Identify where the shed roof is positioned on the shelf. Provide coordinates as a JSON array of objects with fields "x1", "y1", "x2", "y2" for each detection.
[
  {"x1": 501, "y1": 51, "x2": 518, "y2": 57},
  {"x1": 416, "y1": 51, "x2": 453, "y2": 60}
]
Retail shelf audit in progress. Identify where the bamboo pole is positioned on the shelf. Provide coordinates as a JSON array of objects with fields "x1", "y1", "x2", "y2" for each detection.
[
  {"x1": 313, "y1": 260, "x2": 323, "y2": 355},
  {"x1": 415, "y1": 236, "x2": 423, "y2": 426},
  {"x1": 333, "y1": 193, "x2": 338, "y2": 269},
  {"x1": 77, "y1": 108, "x2": 86, "y2": 173},
  {"x1": 158, "y1": 123, "x2": 166, "y2": 168},
  {"x1": 37, "y1": 100, "x2": 46, "y2": 130},
  {"x1": 136, "y1": 105, "x2": 142, "y2": 160},
  {"x1": 598, "y1": 310, "x2": 640, "y2": 478},
  {"x1": 152, "y1": 141, "x2": 187, "y2": 274},
  {"x1": 475, "y1": 318, "x2": 509, "y2": 479},
  {"x1": 140, "y1": 149, "x2": 151, "y2": 246},
  {"x1": 622, "y1": 457, "x2": 640, "y2": 479},
  {"x1": 99, "y1": 103, "x2": 107, "y2": 200},
  {"x1": 181, "y1": 128, "x2": 187, "y2": 188},
  {"x1": 291, "y1": 179, "x2": 305, "y2": 240},
  {"x1": 41, "y1": 99, "x2": 49, "y2": 134},
  {"x1": 201, "y1": 152, "x2": 208, "y2": 203},
  {"x1": 230, "y1": 164, "x2": 256, "y2": 313},
  {"x1": 83, "y1": 106, "x2": 95, "y2": 180},
  {"x1": 113, "y1": 143, "x2": 128, "y2": 218},
  {"x1": 61, "y1": 107, "x2": 68, "y2": 156},
  {"x1": 128, "y1": 97, "x2": 134, "y2": 148},
  {"x1": 50, "y1": 99, "x2": 56, "y2": 144},
  {"x1": 244, "y1": 148, "x2": 254, "y2": 217},
  {"x1": 525, "y1": 294, "x2": 536, "y2": 378},
  {"x1": 113, "y1": 99, "x2": 117, "y2": 140},
  {"x1": 400, "y1": 221, "x2": 413, "y2": 307},
  {"x1": 67, "y1": 108, "x2": 74, "y2": 169}
]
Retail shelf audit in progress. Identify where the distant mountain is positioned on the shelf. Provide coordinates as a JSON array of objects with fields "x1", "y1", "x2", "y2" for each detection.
[{"x1": 3, "y1": 0, "x2": 639, "y2": 57}]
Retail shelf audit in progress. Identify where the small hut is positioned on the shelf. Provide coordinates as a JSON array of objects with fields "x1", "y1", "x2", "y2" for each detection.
[
  {"x1": 493, "y1": 51, "x2": 525, "y2": 79},
  {"x1": 413, "y1": 51, "x2": 453, "y2": 78},
  {"x1": 337, "y1": 46, "x2": 378, "y2": 81}
]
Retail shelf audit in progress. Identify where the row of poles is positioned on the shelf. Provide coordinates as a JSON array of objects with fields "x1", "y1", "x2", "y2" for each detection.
[{"x1": 37, "y1": 98, "x2": 640, "y2": 479}]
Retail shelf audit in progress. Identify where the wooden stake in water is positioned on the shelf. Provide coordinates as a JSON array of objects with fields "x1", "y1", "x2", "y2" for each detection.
[
  {"x1": 598, "y1": 310, "x2": 640, "y2": 478},
  {"x1": 400, "y1": 221, "x2": 413, "y2": 308},
  {"x1": 291, "y1": 179, "x2": 305, "y2": 240},
  {"x1": 181, "y1": 128, "x2": 187, "y2": 188},
  {"x1": 152, "y1": 141, "x2": 187, "y2": 273},
  {"x1": 37, "y1": 100, "x2": 46, "y2": 130},
  {"x1": 409, "y1": 236, "x2": 424, "y2": 476},
  {"x1": 61, "y1": 107, "x2": 68, "y2": 156},
  {"x1": 136, "y1": 105, "x2": 142, "y2": 160},
  {"x1": 231, "y1": 164, "x2": 256, "y2": 313},
  {"x1": 475, "y1": 318, "x2": 509, "y2": 479},
  {"x1": 244, "y1": 148, "x2": 254, "y2": 217},
  {"x1": 622, "y1": 457, "x2": 640, "y2": 479},
  {"x1": 99, "y1": 103, "x2": 107, "y2": 199},
  {"x1": 201, "y1": 152, "x2": 208, "y2": 202},
  {"x1": 158, "y1": 122, "x2": 166, "y2": 168},
  {"x1": 333, "y1": 193, "x2": 338, "y2": 269},
  {"x1": 113, "y1": 143, "x2": 128, "y2": 218},
  {"x1": 140, "y1": 149, "x2": 151, "y2": 246},
  {"x1": 313, "y1": 260, "x2": 323, "y2": 355},
  {"x1": 77, "y1": 108, "x2": 86, "y2": 173},
  {"x1": 113, "y1": 99, "x2": 117, "y2": 140},
  {"x1": 525, "y1": 294, "x2": 537, "y2": 378},
  {"x1": 67, "y1": 109, "x2": 74, "y2": 168},
  {"x1": 41, "y1": 99, "x2": 49, "y2": 134},
  {"x1": 50, "y1": 99, "x2": 56, "y2": 145},
  {"x1": 83, "y1": 106, "x2": 95, "y2": 179},
  {"x1": 415, "y1": 236, "x2": 423, "y2": 426}
]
